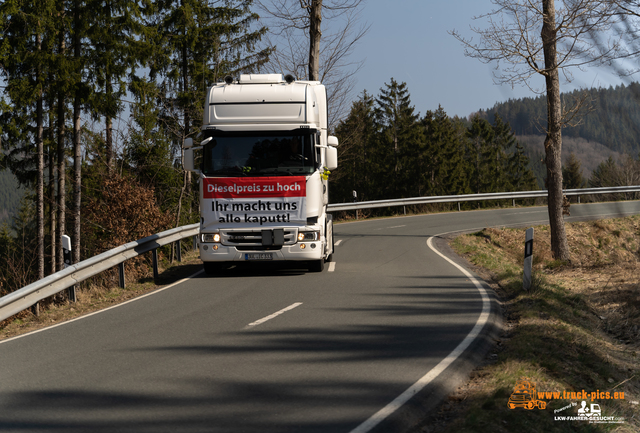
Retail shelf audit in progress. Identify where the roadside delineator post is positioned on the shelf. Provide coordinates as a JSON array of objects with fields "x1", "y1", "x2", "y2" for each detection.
[
  {"x1": 62, "y1": 235, "x2": 76, "y2": 302},
  {"x1": 353, "y1": 190, "x2": 358, "y2": 220},
  {"x1": 523, "y1": 228, "x2": 534, "y2": 290}
]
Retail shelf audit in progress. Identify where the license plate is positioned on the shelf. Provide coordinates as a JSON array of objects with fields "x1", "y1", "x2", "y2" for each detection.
[{"x1": 245, "y1": 253, "x2": 273, "y2": 261}]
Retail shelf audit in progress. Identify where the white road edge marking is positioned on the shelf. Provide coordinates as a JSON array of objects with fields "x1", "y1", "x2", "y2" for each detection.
[
  {"x1": 0, "y1": 269, "x2": 205, "y2": 346},
  {"x1": 328, "y1": 262, "x2": 336, "y2": 272},
  {"x1": 246, "y1": 302, "x2": 303, "y2": 328},
  {"x1": 349, "y1": 234, "x2": 491, "y2": 433}
]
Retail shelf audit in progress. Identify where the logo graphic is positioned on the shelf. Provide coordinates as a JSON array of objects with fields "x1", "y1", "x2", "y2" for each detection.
[
  {"x1": 577, "y1": 400, "x2": 601, "y2": 418},
  {"x1": 507, "y1": 377, "x2": 626, "y2": 424},
  {"x1": 508, "y1": 378, "x2": 547, "y2": 410}
]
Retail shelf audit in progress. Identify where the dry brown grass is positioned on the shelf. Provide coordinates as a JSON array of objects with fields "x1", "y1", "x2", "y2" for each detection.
[{"x1": 415, "y1": 216, "x2": 640, "y2": 433}]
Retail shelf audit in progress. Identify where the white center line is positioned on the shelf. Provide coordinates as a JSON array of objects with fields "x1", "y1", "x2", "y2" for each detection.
[
  {"x1": 335, "y1": 239, "x2": 343, "y2": 246},
  {"x1": 246, "y1": 302, "x2": 303, "y2": 328},
  {"x1": 328, "y1": 262, "x2": 336, "y2": 272},
  {"x1": 388, "y1": 225, "x2": 406, "y2": 228}
]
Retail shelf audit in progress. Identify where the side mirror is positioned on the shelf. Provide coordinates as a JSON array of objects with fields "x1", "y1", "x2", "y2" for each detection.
[
  {"x1": 326, "y1": 146, "x2": 338, "y2": 171},
  {"x1": 328, "y1": 135, "x2": 339, "y2": 147},
  {"x1": 184, "y1": 148, "x2": 200, "y2": 173}
]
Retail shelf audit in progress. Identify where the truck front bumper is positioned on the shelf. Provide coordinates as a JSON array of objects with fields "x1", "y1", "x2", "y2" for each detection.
[{"x1": 200, "y1": 242, "x2": 324, "y2": 263}]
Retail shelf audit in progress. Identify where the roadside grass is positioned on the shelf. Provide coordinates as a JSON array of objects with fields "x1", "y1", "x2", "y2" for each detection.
[
  {"x1": 0, "y1": 250, "x2": 203, "y2": 341},
  {"x1": 419, "y1": 216, "x2": 640, "y2": 433}
]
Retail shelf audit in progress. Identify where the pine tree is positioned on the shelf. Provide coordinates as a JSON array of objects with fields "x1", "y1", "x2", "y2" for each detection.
[
  {"x1": 490, "y1": 115, "x2": 515, "y2": 192},
  {"x1": 589, "y1": 156, "x2": 618, "y2": 188},
  {"x1": 507, "y1": 142, "x2": 538, "y2": 192},
  {"x1": 562, "y1": 152, "x2": 584, "y2": 189},
  {"x1": 466, "y1": 115, "x2": 495, "y2": 195},
  {"x1": 0, "y1": 0, "x2": 58, "y2": 278},
  {"x1": 86, "y1": 0, "x2": 145, "y2": 171},
  {"x1": 422, "y1": 107, "x2": 469, "y2": 197},
  {"x1": 374, "y1": 78, "x2": 423, "y2": 199},
  {"x1": 332, "y1": 91, "x2": 375, "y2": 203},
  {"x1": 150, "y1": 0, "x2": 270, "y2": 227},
  {"x1": 126, "y1": 75, "x2": 182, "y2": 211}
]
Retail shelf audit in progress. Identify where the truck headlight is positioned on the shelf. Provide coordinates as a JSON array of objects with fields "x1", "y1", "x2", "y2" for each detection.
[
  {"x1": 297, "y1": 231, "x2": 319, "y2": 242},
  {"x1": 202, "y1": 233, "x2": 221, "y2": 243}
]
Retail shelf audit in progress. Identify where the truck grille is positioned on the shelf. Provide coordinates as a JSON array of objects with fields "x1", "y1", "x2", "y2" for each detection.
[{"x1": 221, "y1": 229, "x2": 297, "y2": 247}]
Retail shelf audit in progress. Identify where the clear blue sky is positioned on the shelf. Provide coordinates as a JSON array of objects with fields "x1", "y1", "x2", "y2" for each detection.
[{"x1": 350, "y1": 0, "x2": 627, "y2": 119}]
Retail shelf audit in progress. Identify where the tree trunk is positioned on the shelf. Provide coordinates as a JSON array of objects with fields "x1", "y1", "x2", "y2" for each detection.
[
  {"x1": 106, "y1": 114, "x2": 113, "y2": 171},
  {"x1": 105, "y1": 3, "x2": 113, "y2": 173},
  {"x1": 73, "y1": 0, "x2": 82, "y2": 264},
  {"x1": 55, "y1": 8, "x2": 67, "y2": 272},
  {"x1": 308, "y1": 0, "x2": 322, "y2": 81},
  {"x1": 49, "y1": 133, "x2": 57, "y2": 274},
  {"x1": 73, "y1": 100, "x2": 82, "y2": 265},
  {"x1": 57, "y1": 92, "x2": 66, "y2": 271},
  {"x1": 542, "y1": 0, "x2": 571, "y2": 261},
  {"x1": 36, "y1": 32, "x2": 45, "y2": 280},
  {"x1": 181, "y1": 12, "x2": 191, "y2": 229}
]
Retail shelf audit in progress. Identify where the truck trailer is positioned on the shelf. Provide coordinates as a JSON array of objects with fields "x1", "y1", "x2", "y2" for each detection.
[{"x1": 183, "y1": 74, "x2": 339, "y2": 274}]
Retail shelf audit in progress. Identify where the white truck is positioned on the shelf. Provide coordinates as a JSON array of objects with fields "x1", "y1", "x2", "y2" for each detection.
[{"x1": 183, "y1": 74, "x2": 339, "y2": 274}]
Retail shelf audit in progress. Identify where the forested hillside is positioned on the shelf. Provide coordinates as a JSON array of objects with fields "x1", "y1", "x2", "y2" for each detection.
[
  {"x1": 330, "y1": 80, "x2": 539, "y2": 204},
  {"x1": 0, "y1": 169, "x2": 24, "y2": 224},
  {"x1": 479, "y1": 82, "x2": 640, "y2": 156}
]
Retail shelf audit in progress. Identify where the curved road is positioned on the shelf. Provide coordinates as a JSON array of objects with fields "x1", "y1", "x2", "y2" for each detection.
[{"x1": 0, "y1": 202, "x2": 638, "y2": 433}]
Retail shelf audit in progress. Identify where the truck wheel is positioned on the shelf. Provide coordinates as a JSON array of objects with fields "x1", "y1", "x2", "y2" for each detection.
[
  {"x1": 204, "y1": 262, "x2": 224, "y2": 275},
  {"x1": 309, "y1": 259, "x2": 324, "y2": 272}
]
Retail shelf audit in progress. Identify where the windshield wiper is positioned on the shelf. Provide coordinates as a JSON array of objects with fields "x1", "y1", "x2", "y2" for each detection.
[
  {"x1": 260, "y1": 168, "x2": 303, "y2": 175},
  {"x1": 209, "y1": 167, "x2": 247, "y2": 176}
]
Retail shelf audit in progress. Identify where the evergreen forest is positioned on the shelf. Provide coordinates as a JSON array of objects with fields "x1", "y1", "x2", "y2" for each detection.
[
  {"x1": 479, "y1": 82, "x2": 640, "y2": 156},
  {"x1": 0, "y1": 0, "x2": 270, "y2": 294},
  {"x1": 1, "y1": 0, "x2": 639, "y2": 300},
  {"x1": 329, "y1": 80, "x2": 539, "y2": 205},
  {"x1": 0, "y1": 169, "x2": 24, "y2": 224}
]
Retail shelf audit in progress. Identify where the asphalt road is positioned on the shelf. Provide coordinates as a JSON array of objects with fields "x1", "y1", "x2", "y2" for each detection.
[{"x1": 0, "y1": 201, "x2": 638, "y2": 433}]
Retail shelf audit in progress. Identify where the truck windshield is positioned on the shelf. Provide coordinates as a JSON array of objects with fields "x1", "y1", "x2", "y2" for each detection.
[{"x1": 202, "y1": 131, "x2": 316, "y2": 177}]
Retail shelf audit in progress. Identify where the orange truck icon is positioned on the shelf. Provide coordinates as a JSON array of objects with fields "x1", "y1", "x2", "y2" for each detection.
[{"x1": 508, "y1": 379, "x2": 547, "y2": 410}]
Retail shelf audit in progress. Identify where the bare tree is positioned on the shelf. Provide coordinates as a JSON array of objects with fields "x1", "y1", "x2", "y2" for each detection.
[
  {"x1": 601, "y1": 1, "x2": 640, "y2": 74},
  {"x1": 452, "y1": 0, "x2": 621, "y2": 261},
  {"x1": 256, "y1": 0, "x2": 368, "y2": 127}
]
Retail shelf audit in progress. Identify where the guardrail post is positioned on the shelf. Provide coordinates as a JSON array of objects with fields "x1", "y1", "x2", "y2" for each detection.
[
  {"x1": 152, "y1": 249, "x2": 159, "y2": 280},
  {"x1": 193, "y1": 235, "x2": 197, "y2": 251},
  {"x1": 577, "y1": 195, "x2": 580, "y2": 204},
  {"x1": 513, "y1": 199, "x2": 515, "y2": 207},
  {"x1": 118, "y1": 262, "x2": 126, "y2": 289},
  {"x1": 176, "y1": 240, "x2": 182, "y2": 262},
  {"x1": 458, "y1": 202, "x2": 460, "y2": 212},
  {"x1": 32, "y1": 302, "x2": 40, "y2": 317}
]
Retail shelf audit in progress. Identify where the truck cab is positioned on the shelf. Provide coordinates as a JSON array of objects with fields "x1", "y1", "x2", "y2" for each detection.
[{"x1": 183, "y1": 74, "x2": 338, "y2": 273}]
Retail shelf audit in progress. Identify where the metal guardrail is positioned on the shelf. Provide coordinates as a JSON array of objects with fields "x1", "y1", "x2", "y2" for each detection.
[
  {"x1": 0, "y1": 223, "x2": 199, "y2": 323},
  {"x1": 326, "y1": 186, "x2": 640, "y2": 212},
  {"x1": 1, "y1": 185, "x2": 639, "y2": 323}
]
